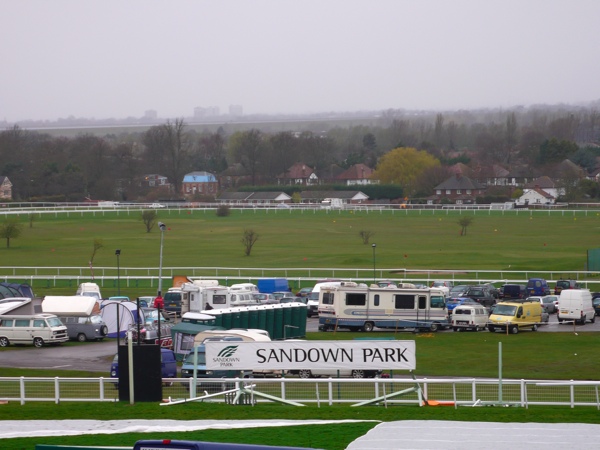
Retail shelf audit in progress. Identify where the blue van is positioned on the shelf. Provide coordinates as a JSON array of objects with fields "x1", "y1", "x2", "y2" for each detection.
[{"x1": 527, "y1": 278, "x2": 551, "y2": 297}]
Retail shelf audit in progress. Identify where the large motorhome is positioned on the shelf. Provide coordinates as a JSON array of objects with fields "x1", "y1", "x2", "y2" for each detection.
[{"x1": 318, "y1": 282, "x2": 448, "y2": 332}]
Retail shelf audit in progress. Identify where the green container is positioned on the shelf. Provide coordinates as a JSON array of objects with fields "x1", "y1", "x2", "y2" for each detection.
[
  {"x1": 209, "y1": 309, "x2": 223, "y2": 328},
  {"x1": 221, "y1": 310, "x2": 233, "y2": 329},
  {"x1": 272, "y1": 306, "x2": 284, "y2": 340},
  {"x1": 248, "y1": 307, "x2": 259, "y2": 329},
  {"x1": 291, "y1": 304, "x2": 307, "y2": 337},
  {"x1": 264, "y1": 307, "x2": 276, "y2": 338},
  {"x1": 257, "y1": 306, "x2": 267, "y2": 331}
]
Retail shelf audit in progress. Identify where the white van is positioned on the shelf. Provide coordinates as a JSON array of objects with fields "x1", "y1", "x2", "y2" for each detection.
[
  {"x1": 557, "y1": 289, "x2": 595, "y2": 325},
  {"x1": 0, "y1": 313, "x2": 69, "y2": 347},
  {"x1": 451, "y1": 304, "x2": 488, "y2": 331}
]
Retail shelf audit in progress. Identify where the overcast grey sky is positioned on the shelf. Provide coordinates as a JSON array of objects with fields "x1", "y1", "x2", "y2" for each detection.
[{"x1": 2, "y1": 0, "x2": 599, "y2": 122}]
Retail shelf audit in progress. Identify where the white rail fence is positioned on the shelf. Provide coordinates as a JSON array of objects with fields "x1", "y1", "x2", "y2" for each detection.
[
  {"x1": 1, "y1": 376, "x2": 599, "y2": 409},
  {"x1": 1, "y1": 267, "x2": 598, "y2": 290}
]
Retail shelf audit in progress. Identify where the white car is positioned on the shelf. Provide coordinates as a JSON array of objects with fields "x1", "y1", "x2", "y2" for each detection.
[{"x1": 150, "y1": 203, "x2": 165, "y2": 208}]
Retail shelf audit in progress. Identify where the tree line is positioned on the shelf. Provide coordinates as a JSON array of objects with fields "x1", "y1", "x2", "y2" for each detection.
[{"x1": 1, "y1": 104, "x2": 599, "y2": 202}]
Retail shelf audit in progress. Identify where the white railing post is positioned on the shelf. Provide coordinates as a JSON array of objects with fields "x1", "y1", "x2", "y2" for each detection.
[
  {"x1": 55, "y1": 377, "x2": 60, "y2": 404},
  {"x1": 20, "y1": 376, "x2": 25, "y2": 405}
]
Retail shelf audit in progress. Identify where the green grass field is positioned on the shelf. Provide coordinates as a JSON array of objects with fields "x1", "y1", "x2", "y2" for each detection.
[{"x1": 2, "y1": 208, "x2": 599, "y2": 298}]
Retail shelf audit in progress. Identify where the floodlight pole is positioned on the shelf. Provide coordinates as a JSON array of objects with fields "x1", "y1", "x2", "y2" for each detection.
[
  {"x1": 157, "y1": 222, "x2": 166, "y2": 296},
  {"x1": 115, "y1": 249, "x2": 121, "y2": 296}
]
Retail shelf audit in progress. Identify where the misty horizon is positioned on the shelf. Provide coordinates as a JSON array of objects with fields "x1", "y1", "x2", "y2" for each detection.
[{"x1": 2, "y1": 1, "x2": 600, "y2": 123}]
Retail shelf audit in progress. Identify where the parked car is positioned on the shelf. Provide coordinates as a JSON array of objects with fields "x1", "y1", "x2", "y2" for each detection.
[
  {"x1": 477, "y1": 283, "x2": 500, "y2": 299},
  {"x1": 500, "y1": 284, "x2": 527, "y2": 300},
  {"x1": 127, "y1": 307, "x2": 173, "y2": 344},
  {"x1": 296, "y1": 287, "x2": 313, "y2": 298},
  {"x1": 449, "y1": 285, "x2": 471, "y2": 297},
  {"x1": 554, "y1": 279, "x2": 580, "y2": 295},
  {"x1": 272, "y1": 291, "x2": 291, "y2": 302},
  {"x1": 593, "y1": 295, "x2": 600, "y2": 316},
  {"x1": 110, "y1": 348, "x2": 177, "y2": 387},
  {"x1": 526, "y1": 278, "x2": 551, "y2": 297},
  {"x1": 253, "y1": 293, "x2": 277, "y2": 304},
  {"x1": 446, "y1": 297, "x2": 479, "y2": 314},
  {"x1": 527, "y1": 295, "x2": 557, "y2": 314},
  {"x1": 463, "y1": 286, "x2": 496, "y2": 307}
]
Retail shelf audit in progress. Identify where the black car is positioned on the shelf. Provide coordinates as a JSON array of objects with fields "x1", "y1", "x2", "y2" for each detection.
[
  {"x1": 464, "y1": 286, "x2": 496, "y2": 307},
  {"x1": 501, "y1": 284, "x2": 527, "y2": 300}
]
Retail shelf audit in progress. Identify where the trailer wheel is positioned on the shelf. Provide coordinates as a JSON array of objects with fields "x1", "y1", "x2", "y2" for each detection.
[
  {"x1": 362, "y1": 322, "x2": 374, "y2": 332},
  {"x1": 298, "y1": 370, "x2": 312, "y2": 379},
  {"x1": 351, "y1": 370, "x2": 366, "y2": 378}
]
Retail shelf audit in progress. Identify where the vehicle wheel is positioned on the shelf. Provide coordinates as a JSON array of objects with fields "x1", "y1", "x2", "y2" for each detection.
[
  {"x1": 591, "y1": 315, "x2": 596, "y2": 324},
  {"x1": 33, "y1": 337, "x2": 44, "y2": 347},
  {"x1": 362, "y1": 322, "x2": 374, "y2": 332},
  {"x1": 77, "y1": 333, "x2": 87, "y2": 342},
  {"x1": 0, "y1": 337, "x2": 9, "y2": 347},
  {"x1": 453, "y1": 327, "x2": 458, "y2": 332},
  {"x1": 532, "y1": 324, "x2": 538, "y2": 331},
  {"x1": 487, "y1": 325, "x2": 495, "y2": 332},
  {"x1": 100, "y1": 325, "x2": 108, "y2": 336},
  {"x1": 429, "y1": 322, "x2": 439, "y2": 332},
  {"x1": 351, "y1": 370, "x2": 365, "y2": 378},
  {"x1": 510, "y1": 326, "x2": 519, "y2": 334},
  {"x1": 298, "y1": 369, "x2": 312, "y2": 379},
  {"x1": 558, "y1": 317, "x2": 563, "y2": 323}
]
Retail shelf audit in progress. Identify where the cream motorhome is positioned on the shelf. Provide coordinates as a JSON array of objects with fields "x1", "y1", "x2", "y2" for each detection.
[
  {"x1": 318, "y1": 282, "x2": 448, "y2": 332},
  {"x1": 180, "y1": 281, "x2": 256, "y2": 312},
  {"x1": 0, "y1": 313, "x2": 68, "y2": 347}
]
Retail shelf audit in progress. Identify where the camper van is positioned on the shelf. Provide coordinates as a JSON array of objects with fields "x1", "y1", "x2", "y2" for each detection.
[
  {"x1": 42, "y1": 295, "x2": 108, "y2": 342},
  {"x1": 0, "y1": 313, "x2": 69, "y2": 347},
  {"x1": 318, "y1": 282, "x2": 448, "y2": 332},
  {"x1": 557, "y1": 289, "x2": 595, "y2": 325},
  {"x1": 451, "y1": 304, "x2": 488, "y2": 331},
  {"x1": 76, "y1": 282, "x2": 102, "y2": 301},
  {"x1": 487, "y1": 300, "x2": 542, "y2": 334}
]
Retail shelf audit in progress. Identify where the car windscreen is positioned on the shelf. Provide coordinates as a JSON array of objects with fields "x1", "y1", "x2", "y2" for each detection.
[
  {"x1": 493, "y1": 305, "x2": 517, "y2": 316},
  {"x1": 184, "y1": 352, "x2": 206, "y2": 365}
]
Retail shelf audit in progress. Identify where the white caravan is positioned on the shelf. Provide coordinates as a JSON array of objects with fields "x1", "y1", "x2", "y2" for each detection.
[{"x1": 318, "y1": 282, "x2": 448, "y2": 332}]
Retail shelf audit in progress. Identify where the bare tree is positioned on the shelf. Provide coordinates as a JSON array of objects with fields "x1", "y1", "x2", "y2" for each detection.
[
  {"x1": 359, "y1": 230, "x2": 375, "y2": 244},
  {"x1": 141, "y1": 210, "x2": 157, "y2": 233},
  {"x1": 241, "y1": 229, "x2": 259, "y2": 256},
  {"x1": 458, "y1": 216, "x2": 474, "y2": 236},
  {"x1": 0, "y1": 219, "x2": 23, "y2": 248},
  {"x1": 88, "y1": 238, "x2": 104, "y2": 279}
]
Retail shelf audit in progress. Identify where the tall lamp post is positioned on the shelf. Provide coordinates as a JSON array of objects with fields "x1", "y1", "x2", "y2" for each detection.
[
  {"x1": 372, "y1": 243, "x2": 377, "y2": 283},
  {"x1": 115, "y1": 249, "x2": 121, "y2": 296},
  {"x1": 157, "y1": 222, "x2": 166, "y2": 297},
  {"x1": 115, "y1": 249, "x2": 121, "y2": 347}
]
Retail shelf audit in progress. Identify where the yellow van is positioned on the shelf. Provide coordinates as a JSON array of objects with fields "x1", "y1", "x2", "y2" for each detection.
[{"x1": 487, "y1": 300, "x2": 542, "y2": 334}]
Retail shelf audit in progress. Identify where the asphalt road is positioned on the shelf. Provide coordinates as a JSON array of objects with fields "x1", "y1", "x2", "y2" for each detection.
[{"x1": 0, "y1": 315, "x2": 597, "y2": 373}]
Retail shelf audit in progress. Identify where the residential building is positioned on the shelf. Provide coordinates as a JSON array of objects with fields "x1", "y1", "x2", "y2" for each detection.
[
  {"x1": 430, "y1": 173, "x2": 486, "y2": 204},
  {"x1": 182, "y1": 171, "x2": 218, "y2": 198},
  {"x1": 140, "y1": 174, "x2": 170, "y2": 189},
  {"x1": 277, "y1": 163, "x2": 318, "y2": 186},
  {"x1": 336, "y1": 164, "x2": 378, "y2": 186},
  {"x1": 0, "y1": 176, "x2": 12, "y2": 200}
]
